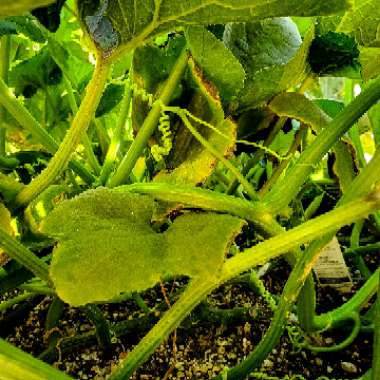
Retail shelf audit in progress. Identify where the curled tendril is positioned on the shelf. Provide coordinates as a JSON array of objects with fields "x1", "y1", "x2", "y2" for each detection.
[{"x1": 151, "y1": 110, "x2": 173, "y2": 162}]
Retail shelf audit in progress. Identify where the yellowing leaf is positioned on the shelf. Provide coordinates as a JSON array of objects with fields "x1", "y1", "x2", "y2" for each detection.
[{"x1": 42, "y1": 189, "x2": 244, "y2": 306}]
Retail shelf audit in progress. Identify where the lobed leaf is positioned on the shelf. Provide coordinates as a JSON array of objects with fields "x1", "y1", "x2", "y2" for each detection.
[
  {"x1": 76, "y1": 0, "x2": 351, "y2": 57},
  {"x1": 42, "y1": 189, "x2": 244, "y2": 306}
]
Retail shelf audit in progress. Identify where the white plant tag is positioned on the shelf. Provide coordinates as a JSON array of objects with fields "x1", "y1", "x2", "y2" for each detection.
[{"x1": 313, "y1": 236, "x2": 353, "y2": 293}]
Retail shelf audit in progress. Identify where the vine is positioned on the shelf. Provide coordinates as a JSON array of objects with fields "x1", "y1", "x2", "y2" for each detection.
[{"x1": 151, "y1": 109, "x2": 173, "y2": 162}]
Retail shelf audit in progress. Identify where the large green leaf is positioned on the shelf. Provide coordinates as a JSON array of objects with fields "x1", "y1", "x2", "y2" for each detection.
[
  {"x1": 360, "y1": 47, "x2": 380, "y2": 81},
  {"x1": 0, "y1": 0, "x2": 54, "y2": 16},
  {"x1": 223, "y1": 18, "x2": 303, "y2": 110},
  {"x1": 8, "y1": 48, "x2": 62, "y2": 97},
  {"x1": 338, "y1": 0, "x2": 380, "y2": 47},
  {"x1": 42, "y1": 189, "x2": 244, "y2": 306},
  {"x1": 76, "y1": 0, "x2": 351, "y2": 57},
  {"x1": 186, "y1": 26, "x2": 245, "y2": 102},
  {"x1": 0, "y1": 15, "x2": 46, "y2": 42}
]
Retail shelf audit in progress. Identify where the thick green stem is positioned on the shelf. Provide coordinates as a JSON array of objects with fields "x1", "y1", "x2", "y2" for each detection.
[
  {"x1": 63, "y1": 76, "x2": 101, "y2": 175},
  {"x1": 213, "y1": 195, "x2": 380, "y2": 380},
  {"x1": 226, "y1": 115, "x2": 282, "y2": 195},
  {"x1": 0, "y1": 77, "x2": 94, "y2": 185},
  {"x1": 84, "y1": 304, "x2": 112, "y2": 349},
  {"x1": 220, "y1": 149, "x2": 380, "y2": 379},
  {"x1": 15, "y1": 57, "x2": 111, "y2": 206},
  {"x1": 115, "y1": 185, "x2": 380, "y2": 379},
  {"x1": 117, "y1": 183, "x2": 274, "y2": 232},
  {"x1": 345, "y1": 79, "x2": 366, "y2": 167},
  {"x1": 265, "y1": 75, "x2": 380, "y2": 213},
  {"x1": 0, "y1": 35, "x2": 11, "y2": 156},
  {"x1": 0, "y1": 292, "x2": 36, "y2": 313},
  {"x1": 314, "y1": 268, "x2": 379, "y2": 331},
  {"x1": 108, "y1": 280, "x2": 217, "y2": 380},
  {"x1": 221, "y1": 191, "x2": 380, "y2": 281},
  {"x1": 108, "y1": 49, "x2": 189, "y2": 187},
  {"x1": 259, "y1": 124, "x2": 305, "y2": 196},
  {"x1": 0, "y1": 227, "x2": 50, "y2": 283},
  {"x1": 298, "y1": 148, "x2": 380, "y2": 331},
  {"x1": 372, "y1": 270, "x2": 380, "y2": 380},
  {"x1": 0, "y1": 338, "x2": 74, "y2": 380},
  {"x1": 99, "y1": 79, "x2": 132, "y2": 185}
]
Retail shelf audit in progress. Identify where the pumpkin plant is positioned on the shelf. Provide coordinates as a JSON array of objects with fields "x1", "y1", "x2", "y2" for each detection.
[{"x1": 1, "y1": 0, "x2": 380, "y2": 379}]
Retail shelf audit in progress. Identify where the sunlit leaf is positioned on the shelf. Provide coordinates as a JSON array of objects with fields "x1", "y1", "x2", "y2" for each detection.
[
  {"x1": 76, "y1": 0, "x2": 351, "y2": 57},
  {"x1": 0, "y1": 0, "x2": 54, "y2": 17},
  {"x1": 186, "y1": 26, "x2": 245, "y2": 102},
  {"x1": 338, "y1": 0, "x2": 380, "y2": 48},
  {"x1": 42, "y1": 189, "x2": 244, "y2": 306}
]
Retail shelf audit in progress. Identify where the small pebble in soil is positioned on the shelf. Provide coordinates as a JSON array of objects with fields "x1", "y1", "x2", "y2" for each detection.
[{"x1": 341, "y1": 362, "x2": 358, "y2": 374}]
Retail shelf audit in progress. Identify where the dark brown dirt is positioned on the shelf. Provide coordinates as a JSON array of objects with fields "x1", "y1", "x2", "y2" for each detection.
[{"x1": 1, "y1": 260, "x2": 374, "y2": 380}]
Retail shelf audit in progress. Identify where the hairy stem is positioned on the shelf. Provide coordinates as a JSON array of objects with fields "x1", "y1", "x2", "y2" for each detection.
[
  {"x1": 63, "y1": 76, "x2": 101, "y2": 175},
  {"x1": 108, "y1": 280, "x2": 217, "y2": 380},
  {"x1": 114, "y1": 185, "x2": 380, "y2": 378},
  {"x1": 0, "y1": 338, "x2": 74, "y2": 380},
  {"x1": 15, "y1": 57, "x2": 111, "y2": 206},
  {"x1": 265, "y1": 75, "x2": 380, "y2": 213},
  {"x1": 0, "y1": 78, "x2": 94, "y2": 185},
  {"x1": 0, "y1": 227, "x2": 50, "y2": 284},
  {"x1": 108, "y1": 49, "x2": 188, "y2": 187},
  {"x1": 372, "y1": 270, "x2": 380, "y2": 380},
  {"x1": 0, "y1": 35, "x2": 11, "y2": 156},
  {"x1": 99, "y1": 78, "x2": 132, "y2": 185}
]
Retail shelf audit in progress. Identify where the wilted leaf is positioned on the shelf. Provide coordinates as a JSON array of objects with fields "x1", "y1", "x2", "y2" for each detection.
[
  {"x1": 42, "y1": 189, "x2": 244, "y2": 306},
  {"x1": 154, "y1": 58, "x2": 235, "y2": 186}
]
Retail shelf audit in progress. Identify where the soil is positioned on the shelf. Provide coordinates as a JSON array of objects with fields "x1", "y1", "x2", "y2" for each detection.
[{"x1": 0, "y1": 256, "x2": 375, "y2": 380}]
